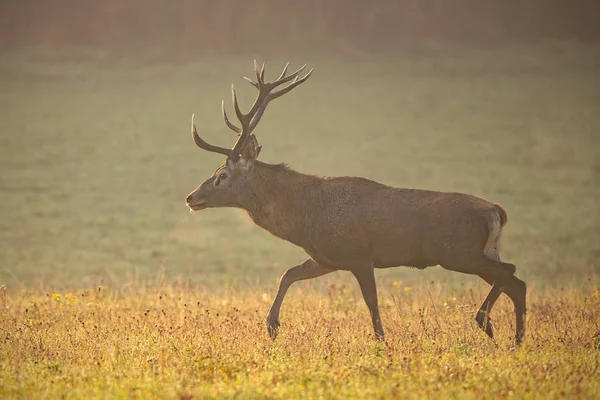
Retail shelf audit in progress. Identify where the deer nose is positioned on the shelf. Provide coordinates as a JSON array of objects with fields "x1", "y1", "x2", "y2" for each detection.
[{"x1": 186, "y1": 194, "x2": 193, "y2": 204}]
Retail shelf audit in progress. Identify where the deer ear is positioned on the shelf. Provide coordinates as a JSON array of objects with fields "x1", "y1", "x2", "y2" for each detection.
[
  {"x1": 237, "y1": 157, "x2": 253, "y2": 171},
  {"x1": 240, "y1": 134, "x2": 262, "y2": 161}
]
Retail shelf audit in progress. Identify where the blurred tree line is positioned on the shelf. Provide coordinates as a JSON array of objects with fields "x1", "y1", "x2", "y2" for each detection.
[{"x1": 1, "y1": 0, "x2": 598, "y2": 55}]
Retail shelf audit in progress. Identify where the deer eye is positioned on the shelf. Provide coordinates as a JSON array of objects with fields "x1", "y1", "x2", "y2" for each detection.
[{"x1": 219, "y1": 172, "x2": 227, "y2": 180}]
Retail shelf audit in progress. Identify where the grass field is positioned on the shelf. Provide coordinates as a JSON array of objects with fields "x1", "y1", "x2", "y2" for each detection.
[
  {"x1": 0, "y1": 43, "x2": 599, "y2": 398},
  {"x1": 1, "y1": 43, "x2": 599, "y2": 288},
  {"x1": 1, "y1": 282, "x2": 599, "y2": 398}
]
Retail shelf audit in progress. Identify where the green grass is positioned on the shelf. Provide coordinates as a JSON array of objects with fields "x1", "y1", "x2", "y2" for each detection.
[{"x1": 0, "y1": 43, "x2": 599, "y2": 289}]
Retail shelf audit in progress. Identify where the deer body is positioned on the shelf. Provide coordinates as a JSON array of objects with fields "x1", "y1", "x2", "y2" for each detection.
[
  {"x1": 238, "y1": 162, "x2": 503, "y2": 272},
  {"x1": 186, "y1": 62, "x2": 526, "y2": 345}
]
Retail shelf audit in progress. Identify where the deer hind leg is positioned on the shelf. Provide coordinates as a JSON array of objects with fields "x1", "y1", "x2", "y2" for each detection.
[
  {"x1": 442, "y1": 257, "x2": 515, "y2": 342},
  {"x1": 476, "y1": 280, "x2": 502, "y2": 339},
  {"x1": 266, "y1": 259, "x2": 333, "y2": 339},
  {"x1": 502, "y1": 275, "x2": 527, "y2": 345},
  {"x1": 477, "y1": 271, "x2": 526, "y2": 345},
  {"x1": 351, "y1": 267, "x2": 385, "y2": 340},
  {"x1": 475, "y1": 218, "x2": 507, "y2": 339},
  {"x1": 478, "y1": 210, "x2": 526, "y2": 345},
  {"x1": 472, "y1": 208, "x2": 520, "y2": 337}
]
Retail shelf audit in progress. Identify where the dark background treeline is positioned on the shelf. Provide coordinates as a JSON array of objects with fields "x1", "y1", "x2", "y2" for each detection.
[{"x1": 1, "y1": 0, "x2": 599, "y2": 55}]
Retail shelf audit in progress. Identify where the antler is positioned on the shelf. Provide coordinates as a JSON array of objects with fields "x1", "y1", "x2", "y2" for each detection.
[
  {"x1": 191, "y1": 114, "x2": 233, "y2": 157},
  {"x1": 191, "y1": 61, "x2": 313, "y2": 159}
]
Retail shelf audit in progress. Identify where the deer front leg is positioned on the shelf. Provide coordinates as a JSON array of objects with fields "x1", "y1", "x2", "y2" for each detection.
[
  {"x1": 351, "y1": 267, "x2": 385, "y2": 340},
  {"x1": 267, "y1": 259, "x2": 333, "y2": 339}
]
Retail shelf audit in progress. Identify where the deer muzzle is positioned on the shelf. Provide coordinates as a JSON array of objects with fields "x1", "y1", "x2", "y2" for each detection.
[{"x1": 186, "y1": 191, "x2": 208, "y2": 211}]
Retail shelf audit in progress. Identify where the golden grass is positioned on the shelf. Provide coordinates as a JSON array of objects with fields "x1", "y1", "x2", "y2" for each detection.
[{"x1": 1, "y1": 281, "x2": 599, "y2": 399}]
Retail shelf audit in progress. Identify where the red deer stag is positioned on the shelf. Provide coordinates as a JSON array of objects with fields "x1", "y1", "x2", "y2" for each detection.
[{"x1": 186, "y1": 61, "x2": 526, "y2": 345}]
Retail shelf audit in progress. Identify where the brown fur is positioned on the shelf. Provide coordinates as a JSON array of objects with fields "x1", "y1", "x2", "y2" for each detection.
[
  {"x1": 186, "y1": 61, "x2": 526, "y2": 345},
  {"x1": 240, "y1": 163, "x2": 498, "y2": 271},
  {"x1": 187, "y1": 159, "x2": 526, "y2": 344},
  {"x1": 495, "y1": 203, "x2": 508, "y2": 226}
]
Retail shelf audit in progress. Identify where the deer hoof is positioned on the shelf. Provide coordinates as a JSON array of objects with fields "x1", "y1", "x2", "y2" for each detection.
[
  {"x1": 267, "y1": 320, "x2": 280, "y2": 340},
  {"x1": 475, "y1": 310, "x2": 494, "y2": 339},
  {"x1": 515, "y1": 329, "x2": 525, "y2": 347}
]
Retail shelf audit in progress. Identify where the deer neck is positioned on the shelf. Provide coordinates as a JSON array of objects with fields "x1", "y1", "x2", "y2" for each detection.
[{"x1": 239, "y1": 162, "x2": 315, "y2": 246}]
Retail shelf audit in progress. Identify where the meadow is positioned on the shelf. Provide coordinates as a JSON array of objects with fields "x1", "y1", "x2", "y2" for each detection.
[
  {"x1": 1, "y1": 282, "x2": 599, "y2": 398},
  {"x1": 0, "y1": 43, "x2": 599, "y2": 398},
  {"x1": 0, "y1": 43, "x2": 599, "y2": 288}
]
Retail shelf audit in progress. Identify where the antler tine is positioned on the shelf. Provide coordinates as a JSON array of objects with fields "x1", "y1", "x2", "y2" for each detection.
[
  {"x1": 245, "y1": 62, "x2": 305, "y2": 92},
  {"x1": 269, "y1": 68, "x2": 314, "y2": 101},
  {"x1": 228, "y1": 61, "x2": 314, "y2": 158},
  {"x1": 253, "y1": 59, "x2": 259, "y2": 79},
  {"x1": 191, "y1": 114, "x2": 233, "y2": 157},
  {"x1": 248, "y1": 68, "x2": 314, "y2": 134},
  {"x1": 221, "y1": 100, "x2": 241, "y2": 134},
  {"x1": 231, "y1": 85, "x2": 246, "y2": 124},
  {"x1": 272, "y1": 64, "x2": 307, "y2": 87},
  {"x1": 243, "y1": 76, "x2": 259, "y2": 89},
  {"x1": 277, "y1": 62, "x2": 290, "y2": 80},
  {"x1": 259, "y1": 61, "x2": 266, "y2": 83},
  {"x1": 252, "y1": 60, "x2": 266, "y2": 84},
  {"x1": 244, "y1": 62, "x2": 307, "y2": 119}
]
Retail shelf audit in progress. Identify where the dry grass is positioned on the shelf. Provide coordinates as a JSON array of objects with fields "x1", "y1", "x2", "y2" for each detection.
[{"x1": 1, "y1": 281, "x2": 599, "y2": 399}]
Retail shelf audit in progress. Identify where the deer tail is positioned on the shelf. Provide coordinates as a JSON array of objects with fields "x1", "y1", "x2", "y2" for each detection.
[{"x1": 494, "y1": 203, "x2": 508, "y2": 227}]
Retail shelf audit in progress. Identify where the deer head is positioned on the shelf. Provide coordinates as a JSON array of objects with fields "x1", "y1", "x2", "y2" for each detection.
[{"x1": 186, "y1": 61, "x2": 313, "y2": 211}]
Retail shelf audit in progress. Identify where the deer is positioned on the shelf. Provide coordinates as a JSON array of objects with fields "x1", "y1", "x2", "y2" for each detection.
[{"x1": 185, "y1": 61, "x2": 527, "y2": 345}]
